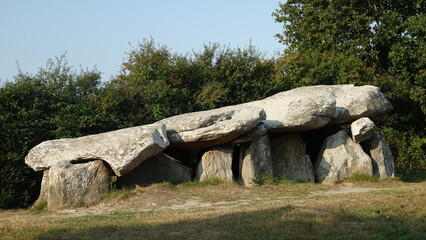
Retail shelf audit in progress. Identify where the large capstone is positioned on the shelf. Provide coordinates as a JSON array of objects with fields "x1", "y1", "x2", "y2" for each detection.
[
  {"x1": 239, "y1": 135, "x2": 273, "y2": 186},
  {"x1": 25, "y1": 123, "x2": 169, "y2": 176},
  {"x1": 327, "y1": 85, "x2": 393, "y2": 124},
  {"x1": 314, "y1": 130, "x2": 373, "y2": 184},
  {"x1": 241, "y1": 86, "x2": 337, "y2": 132},
  {"x1": 160, "y1": 106, "x2": 265, "y2": 149}
]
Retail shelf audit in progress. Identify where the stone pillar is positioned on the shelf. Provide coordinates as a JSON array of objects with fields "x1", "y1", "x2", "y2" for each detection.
[
  {"x1": 195, "y1": 145, "x2": 233, "y2": 181},
  {"x1": 314, "y1": 130, "x2": 373, "y2": 184},
  {"x1": 239, "y1": 135, "x2": 273, "y2": 186},
  {"x1": 368, "y1": 131, "x2": 395, "y2": 178},
  {"x1": 270, "y1": 133, "x2": 315, "y2": 182},
  {"x1": 46, "y1": 160, "x2": 110, "y2": 210}
]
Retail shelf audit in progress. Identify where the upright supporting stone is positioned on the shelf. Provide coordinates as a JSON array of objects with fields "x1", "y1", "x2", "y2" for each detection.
[
  {"x1": 239, "y1": 135, "x2": 273, "y2": 186},
  {"x1": 35, "y1": 170, "x2": 49, "y2": 205},
  {"x1": 368, "y1": 131, "x2": 395, "y2": 178},
  {"x1": 195, "y1": 145, "x2": 233, "y2": 181},
  {"x1": 44, "y1": 160, "x2": 110, "y2": 210},
  {"x1": 117, "y1": 153, "x2": 191, "y2": 188},
  {"x1": 315, "y1": 130, "x2": 373, "y2": 184},
  {"x1": 270, "y1": 133, "x2": 315, "y2": 182}
]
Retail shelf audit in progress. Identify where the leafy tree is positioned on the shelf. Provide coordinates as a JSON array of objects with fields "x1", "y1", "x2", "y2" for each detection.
[
  {"x1": 193, "y1": 44, "x2": 279, "y2": 109},
  {"x1": 100, "y1": 39, "x2": 198, "y2": 126},
  {"x1": 274, "y1": 0, "x2": 426, "y2": 171},
  {"x1": 102, "y1": 40, "x2": 278, "y2": 125},
  {"x1": 0, "y1": 55, "x2": 103, "y2": 208}
]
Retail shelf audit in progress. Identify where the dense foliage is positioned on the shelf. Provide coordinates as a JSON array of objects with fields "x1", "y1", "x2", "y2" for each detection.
[
  {"x1": 101, "y1": 40, "x2": 279, "y2": 126},
  {"x1": 0, "y1": 56, "x2": 107, "y2": 208},
  {"x1": 273, "y1": 0, "x2": 426, "y2": 171},
  {"x1": 1, "y1": 1, "x2": 424, "y2": 209},
  {"x1": 0, "y1": 43, "x2": 279, "y2": 209}
]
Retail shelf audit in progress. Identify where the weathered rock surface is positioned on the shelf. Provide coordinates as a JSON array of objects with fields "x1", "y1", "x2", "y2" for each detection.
[
  {"x1": 235, "y1": 84, "x2": 392, "y2": 132},
  {"x1": 327, "y1": 85, "x2": 393, "y2": 124},
  {"x1": 117, "y1": 153, "x2": 191, "y2": 188},
  {"x1": 239, "y1": 136, "x2": 273, "y2": 186},
  {"x1": 195, "y1": 146, "x2": 233, "y2": 181},
  {"x1": 351, "y1": 117, "x2": 376, "y2": 143},
  {"x1": 231, "y1": 122, "x2": 268, "y2": 144},
  {"x1": 160, "y1": 106, "x2": 265, "y2": 149},
  {"x1": 40, "y1": 160, "x2": 110, "y2": 210},
  {"x1": 35, "y1": 170, "x2": 50, "y2": 204},
  {"x1": 314, "y1": 130, "x2": 373, "y2": 184},
  {"x1": 270, "y1": 133, "x2": 315, "y2": 182},
  {"x1": 154, "y1": 85, "x2": 391, "y2": 148},
  {"x1": 25, "y1": 123, "x2": 169, "y2": 176},
  {"x1": 368, "y1": 131, "x2": 395, "y2": 178},
  {"x1": 242, "y1": 86, "x2": 337, "y2": 132}
]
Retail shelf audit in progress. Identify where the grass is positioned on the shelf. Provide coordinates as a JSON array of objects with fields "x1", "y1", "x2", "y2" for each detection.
[
  {"x1": 1, "y1": 177, "x2": 425, "y2": 240},
  {"x1": 252, "y1": 174, "x2": 302, "y2": 185},
  {"x1": 29, "y1": 201, "x2": 48, "y2": 213},
  {"x1": 178, "y1": 177, "x2": 237, "y2": 188},
  {"x1": 340, "y1": 173, "x2": 380, "y2": 183},
  {"x1": 100, "y1": 187, "x2": 138, "y2": 201}
]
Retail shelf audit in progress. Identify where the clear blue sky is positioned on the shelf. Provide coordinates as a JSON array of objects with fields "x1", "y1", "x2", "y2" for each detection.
[{"x1": 0, "y1": 0, "x2": 284, "y2": 82}]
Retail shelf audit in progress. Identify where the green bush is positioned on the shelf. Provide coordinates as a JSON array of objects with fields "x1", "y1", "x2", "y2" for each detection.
[{"x1": 0, "y1": 55, "x2": 104, "y2": 209}]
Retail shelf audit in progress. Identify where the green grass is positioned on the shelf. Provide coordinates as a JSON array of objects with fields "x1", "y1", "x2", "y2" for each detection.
[
  {"x1": 100, "y1": 188, "x2": 137, "y2": 201},
  {"x1": 252, "y1": 174, "x2": 301, "y2": 185},
  {"x1": 340, "y1": 173, "x2": 380, "y2": 183},
  {"x1": 398, "y1": 170, "x2": 426, "y2": 183},
  {"x1": 178, "y1": 177, "x2": 237, "y2": 188},
  {"x1": 1, "y1": 178, "x2": 425, "y2": 240},
  {"x1": 7, "y1": 203, "x2": 425, "y2": 240},
  {"x1": 29, "y1": 201, "x2": 47, "y2": 213}
]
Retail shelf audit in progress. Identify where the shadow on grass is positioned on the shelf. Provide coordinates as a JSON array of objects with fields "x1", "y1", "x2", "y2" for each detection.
[
  {"x1": 398, "y1": 170, "x2": 426, "y2": 183},
  {"x1": 33, "y1": 206, "x2": 425, "y2": 240}
]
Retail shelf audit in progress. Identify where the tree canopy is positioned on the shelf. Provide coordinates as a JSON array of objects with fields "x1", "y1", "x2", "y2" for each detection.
[
  {"x1": 1, "y1": 1, "x2": 425, "y2": 209},
  {"x1": 273, "y1": 0, "x2": 426, "y2": 171}
]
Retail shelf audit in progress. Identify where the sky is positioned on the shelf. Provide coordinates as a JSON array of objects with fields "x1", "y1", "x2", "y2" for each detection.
[{"x1": 0, "y1": 0, "x2": 285, "y2": 82}]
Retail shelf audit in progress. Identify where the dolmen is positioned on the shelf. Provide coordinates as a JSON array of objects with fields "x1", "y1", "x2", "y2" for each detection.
[{"x1": 25, "y1": 84, "x2": 395, "y2": 210}]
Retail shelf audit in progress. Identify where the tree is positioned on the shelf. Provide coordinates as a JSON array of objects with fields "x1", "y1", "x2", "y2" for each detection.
[
  {"x1": 273, "y1": 0, "x2": 426, "y2": 171},
  {"x1": 103, "y1": 39, "x2": 279, "y2": 125},
  {"x1": 0, "y1": 55, "x2": 103, "y2": 208}
]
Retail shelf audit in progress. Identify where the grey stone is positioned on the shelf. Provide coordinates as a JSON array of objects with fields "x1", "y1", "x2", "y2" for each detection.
[
  {"x1": 351, "y1": 117, "x2": 376, "y2": 143},
  {"x1": 25, "y1": 123, "x2": 169, "y2": 176},
  {"x1": 117, "y1": 153, "x2": 191, "y2": 188},
  {"x1": 158, "y1": 85, "x2": 392, "y2": 148},
  {"x1": 327, "y1": 85, "x2": 393, "y2": 124},
  {"x1": 239, "y1": 135, "x2": 273, "y2": 186},
  {"x1": 242, "y1": 86, "x2": 337, "y2": 132},
  {"x1": 368, "y1": 131, "x2": 395, "y2": 178},
  {"x1": 231, "y1": 122, "x2": 268, "y2": 144},
  {"x1": 270, "y1": 133, "x2": 315, "y2": 182},
  {"x1": 35, "y1": 170, "x2": 49, "y2": 205},
  {"x1": 44, "y1": 160, "x2": 110, "y2": 210},
  {"x1": 238, "y1": 85, "x2": 391, "y2": 132},
  {"x1": 315, "y1": 130, "x2": 373, "y2": 184},
  {"x1": 160, "y1": 106, "x2": 265, "y2": 149},
  {"x1": 195, "y1": 146, "x2": 233, "y2": 181}
]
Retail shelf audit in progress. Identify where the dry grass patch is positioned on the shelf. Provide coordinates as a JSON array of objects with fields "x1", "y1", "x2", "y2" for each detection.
[{"x1": 1, "y1": 178, "x2": 425, "y2": 240}]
